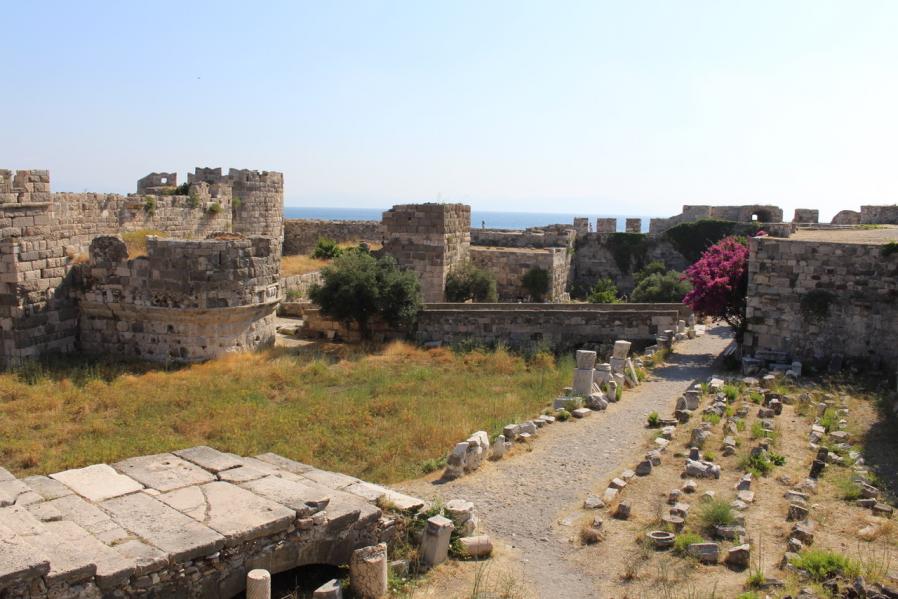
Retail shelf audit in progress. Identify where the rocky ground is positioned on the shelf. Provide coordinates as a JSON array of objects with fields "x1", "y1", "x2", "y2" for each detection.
[
  {"x1": 397, "y1": 328, "x2": 898, "y2": 599},
  {"x1": 397, "y1": 325, "x2": 733, "y2": 598}
]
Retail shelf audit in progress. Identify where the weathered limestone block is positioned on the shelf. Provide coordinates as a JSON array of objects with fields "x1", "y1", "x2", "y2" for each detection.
[
  {"x1": 247, "y1": 569, "x2": 271, "y2": 599},
  {"x1": 572, "y1": 368, "x2": 595, "y2": 397},
  {"x1": 113, "y1": 453, "x2": 216, "y2": 493},
  {"x1": 458, "y1": 535, "x2": 493, "y2": 558},
  {"x1": 350, "y1": 543, "x2": 388, "y2": 598},
  {"x1": 313, "y1": 579, "x2": 343, "y2": 598},
  {"x1": 49, "y1": 464, "x2": 144, "y2": 503},
  {"x1": 576, "y1": 350, "x2": 597, "y2": 369}
]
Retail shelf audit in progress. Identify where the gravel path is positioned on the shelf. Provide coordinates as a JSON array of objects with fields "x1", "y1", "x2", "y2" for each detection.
[{"x1": 397, "y1": 325, "x2": 733, "y2": 598}]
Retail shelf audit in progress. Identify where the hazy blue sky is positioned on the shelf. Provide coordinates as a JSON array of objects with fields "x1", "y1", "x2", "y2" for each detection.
[{"x1": 3, "y1": 1, "x2": 897, "y2": 220}]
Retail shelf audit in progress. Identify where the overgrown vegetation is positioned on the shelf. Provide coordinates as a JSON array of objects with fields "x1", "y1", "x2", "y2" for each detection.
[
  {"x1": 445, "y1": 262, "x2": 498, "y2": 303},
  {"x1": 310, "y1": 249, "x2": 421, "y2": 337},
  {"x1": 663, "y1": 219, "x2": 760, "y2": 262},
  {"x1": 143, "y1": 196, "x2": 156, "y2": 215},
  {"x1": 606, "y1": 232, "x2": 650, "y2": 273},
  {"x1": 673, "y1": 532, "x2": 703, "y2": 555},
  {"x1": 697, "y1": 499, "x2": 735, "y2": 532},
  {"x1": 881, "y1": 242, "x2": 898, "y2": 257},
  {"x1": 207, "y1": 201, "x2": 223, "y2": 215},
  {"x1": 789, "y1": 549, "x2": 859, "y2": 581},
  {"x1": 587, "y1": 277, "x2": 620, "y2": 303},
  {"x1": 0, "y1": 342, "x2": 572, "y2": 483},
  {"x1": 799, "y1": 289, "x2": 836, "y2": 322},
  {"x1": 121, "y1": 229, "x2": 167, "y2": 258},
  {"x1": 630, "y1": 267, "x2": 691, "y2": 303},
  {"x1": 522, "y1": 266, "x2": 550, "y2": 302},
  {"x1": 281, "y1": 255, "x2": 328, "y2": 276},
  {"x1": 312, "y1": 237, "x2": 343, "y2": 260}
]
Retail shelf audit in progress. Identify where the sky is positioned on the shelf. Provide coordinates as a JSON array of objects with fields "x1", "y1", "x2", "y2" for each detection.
[{"x1": 3, "y1": 1, "x2": 898, "y2": 221}]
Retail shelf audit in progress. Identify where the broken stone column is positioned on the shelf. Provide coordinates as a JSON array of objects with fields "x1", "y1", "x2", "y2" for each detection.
[
  {"x1": 594, "y1": 363, "x2": 613, "y2": 386},
  {"x1": 421, "y1": 515, "x2": 454, "y2": 568},
  {"x1": 247, "y1": 569, "x2": 271, "y2": 599},
  {"x1": 350, "y1": 543, "x2": 388, "y2": 599},
  {"x1": 572, "y1": 350, "x2": 597, "y2": 397},
  {"x1": 443, "y1": 442, "x2": 468, "y2": 479},
  {"x1": 613, "y1": 340, "x2": 631, "y2": 359},
  {"x1": 313, "y1": 580, "x2": 343, "y2": 599}
]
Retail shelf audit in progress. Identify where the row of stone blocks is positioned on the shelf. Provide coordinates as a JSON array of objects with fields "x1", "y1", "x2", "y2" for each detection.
[{"x1": 0, "y1": 447, "x2": 424, "y2": 598}]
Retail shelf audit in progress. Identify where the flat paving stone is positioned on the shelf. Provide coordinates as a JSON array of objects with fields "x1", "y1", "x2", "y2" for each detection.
[
  {"x1": 159, "y1": 481, "x2": 295, "y2": 546},
  {"x1": 23, "y1": 475, "x2": 74, "y2": 501},
  {"x1": 50, "y1": 464, "x2": 144, "y2": 502},
  {"x1": 45, "y1": 520, "x2": 135, "y2": 590},
  {"x1": 47, "y1": 494, "x2": 130, "y2": 545},
  {"x1": 239, "y1": 476, "x2": 331, "y2": 517},
  {"x1": 343, "y1": 481, "x2": 425, "y2": 512},
  {"x1": 0, "y1": 505, "x2": 97, "y2": 584},
  {"x1": 254, "y1": 453, "x2": 315, "y2": 474},
  {"x1": 101, "y1": 492, "x2": 224, "y2": 563},
  {"x1": 174, "y1": 446, "x2": 244, "y2": 474},
  {"x1": 300, "y1": 468, "x2": 361, "y2": 491},
  {"x1": 0, "y1": 522, "x2": 50, "y2": 588},
  {"x1": 0, "y1": 467, "x2": 14, "y2": 482},
  {"x1": 218, "y1": 465, "x2": 270, "y2": 484},
  {"x1": 111, "y1": 540, "x2": 167, "y2": 577},
  {"x1": 113, "y1": 453, "x2": 215, "y2": 493}
]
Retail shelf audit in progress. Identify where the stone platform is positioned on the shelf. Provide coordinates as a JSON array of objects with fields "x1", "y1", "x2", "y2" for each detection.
[{"x1": 0, "y1": 448, "x2": 424, "y2": 598}]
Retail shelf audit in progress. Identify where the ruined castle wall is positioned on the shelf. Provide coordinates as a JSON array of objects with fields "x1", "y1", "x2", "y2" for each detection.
[
  {"x1": 470, "y1": 226, "x2": 576, "y2": 249},
  {"x1": 230, "y1": 169, "x2": 284, "y2": 240},
  {"x1": 745, "y1": 237, "x2": 898, "y2": 370},
  {"x1": 382, "y1": 203, "x2": 470, "y2": 302},
  {"x1": 79, "y1": 236, "x2": 281, "y2": 362},
  {"x1": 283, "y1": 219, "x2": 382, "y2": 255},
  {"x1": 649, "y1": 204, "x2": 784, "y2": 235},
  {"x1": 469, "y1": 246, "x2": 568, "y2": 301},
  {"x1": 860, "y1": 205, "x2": 898, "y2": 225},
  {"x1": 571, "y1": 234, "x2": 689, "y2": 295}
]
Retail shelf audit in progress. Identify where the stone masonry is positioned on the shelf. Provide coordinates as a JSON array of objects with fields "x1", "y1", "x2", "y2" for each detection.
[
  {"x1": 79, "y1": 235, "x2": 281, "y2": 362},
  {"x1": 382, "y1": 203, "x2": 470, "y2": 302},
  {"x1": 0, "y1": 447, "x2": 423, "y2": 598},
  {"x1": 469, "y1": 246, "x2": 568, "y2": 301},
  {"x1": 0, "y1": 167, "x2": 283, "y2": 367},
  {"x1": 745, "y1": 236, "x2": 898, "y2": 369}
]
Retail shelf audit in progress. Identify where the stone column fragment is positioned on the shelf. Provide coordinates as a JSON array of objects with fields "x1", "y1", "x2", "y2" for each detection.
[{"x1": 350, "y1": 543, "x2": 388, "y2": 599}]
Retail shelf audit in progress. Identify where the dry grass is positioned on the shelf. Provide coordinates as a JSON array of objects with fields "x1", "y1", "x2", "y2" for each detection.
[
  {"x1": 281, "y1": 254, "x2": 329, "y2": 276},
  {"x1": 0, "y1": 342, "x2": 569, "y2": 483},
  {"x1": 121, "y1": 229, "x2": 167, "y2": 258}
]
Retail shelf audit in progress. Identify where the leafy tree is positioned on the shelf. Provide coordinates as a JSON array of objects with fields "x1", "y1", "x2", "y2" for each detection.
[
  {"x1": 631, "y1": 270, "x2": 692, "y2": 303},
  {"x1": 522, "y1": 267, "x2": 550, "y2": 302},
  {"x1": 312, "y1": 237, "x2": 343, "y2": 260},
  {"x1": 633, "y1": 260, "x2": 667, "y2": 285},
  {"x1": 310, "y1": 250, "x2": 421, "y2": 338},
  {"x1": 682, "y1": 236, "x2": 749, "y2": 341},
  {"x1": 588, "y1": 277, "x2": 620, "y2": 303},
  {"x1": 445, "y1": 262, "x2": 498, "y2": 302}
]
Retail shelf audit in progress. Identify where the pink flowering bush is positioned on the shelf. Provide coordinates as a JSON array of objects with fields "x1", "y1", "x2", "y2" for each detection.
[{"x1": 682, "y1": 236, "x2": 750, "y2": 340}]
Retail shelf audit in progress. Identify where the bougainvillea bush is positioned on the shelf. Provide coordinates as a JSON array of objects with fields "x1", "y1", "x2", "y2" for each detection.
[{"x1": 682, "y1": 236, "x2": 750, "y2": 341}]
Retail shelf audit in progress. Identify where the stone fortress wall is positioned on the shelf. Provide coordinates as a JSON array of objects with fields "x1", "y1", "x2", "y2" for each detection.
[
  {"x1": 79, "y1": 235, "x2": 281, "y2": 362},
  {"x1": 469, "y1": 246, "x2": 569, "y2": 301},
  {"x1": 745, "y1": 236, "x2": 898, "y2": 370},
  {"x1": 0, "y1": 167, "x2": 283, "y2": 367},
  {"x1": 382, "y1": 203, "x2": 471, "y2": 302},
  {"x1": 283, "y1": 219, "x2": 382, "y2": 254}
]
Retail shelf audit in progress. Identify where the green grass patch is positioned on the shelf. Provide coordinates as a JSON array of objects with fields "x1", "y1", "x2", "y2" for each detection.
[
  {"x1": 789, "y1": 549, "x2": 859, "y2": 581},
  {"x1": 697, "y1": 499, "x2": 736, "y2": 532},
  {"x1": 820, "y1": 407, "x2": 839, "y2": 432},
  {"x1": 703, "y1": 412, "x2": 721, "y2": 425},
  {"x1": 673, "y1": 532, "x2": 704, "y2": 555},
  {"x1": 723, "y1": 384, "x2": 740, "y2": 402},
  {"x1": 0, "y1": 342, "x2": 571, "y2": 483}
]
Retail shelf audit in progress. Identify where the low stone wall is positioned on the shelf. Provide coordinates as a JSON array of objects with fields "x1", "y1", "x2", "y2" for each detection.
[
  {"x1": 282, "y1": 271, "x2": 323, "y2": 300},
  {"x1": 470, "y1": 226, "x2": 576, "y2": 249},
  {"x1": 0, "y1": 447, "x2": 422, "y2": 598},
  {"x1": 469, "y1": 246, "x2": 568, "y2": 301},
  {"x1": 283, "y1": 219, "x2": 382, "y2": 255},
  {"x1": 416, "y1": 306, "x2": 681, "y2": 351},
  {"x1": 78, "y1": 235, "x2": 281, "y2": 363},
  {"x1": 745, "y1": 236, "x2": 898, "y2": 370}
]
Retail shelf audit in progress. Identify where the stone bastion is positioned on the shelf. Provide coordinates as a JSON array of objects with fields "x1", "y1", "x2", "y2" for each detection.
[{"x1": 78, "y1": 234, "x2": 281, "y2": 363}]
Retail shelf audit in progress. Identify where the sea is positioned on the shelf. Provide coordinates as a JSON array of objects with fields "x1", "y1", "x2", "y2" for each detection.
[{"x1": 283, "y1": 206, "x2": 656, "y2": 233}]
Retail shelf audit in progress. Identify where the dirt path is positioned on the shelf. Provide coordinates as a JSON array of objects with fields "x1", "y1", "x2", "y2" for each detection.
[{"x1": 397, "y1": 325, "x2": 733, "y2": 598}]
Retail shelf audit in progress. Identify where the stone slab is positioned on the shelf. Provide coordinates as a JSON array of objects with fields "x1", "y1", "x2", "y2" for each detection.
[
  {"x1": 111, "y1": 540, "x2": 168, "y2": 577},
  {"x1": 174, "y1": 445, "x2": 244, "y2": 473},
  {"x1": 50, "y1": 463, "x2": 144, "y2": 502},
  {"x1": 0, "y1": 505, "x2": 97, "y2": 584},
  {"x1": 0, "y1": 467, "x2": 14, "y2": 483},
  {"x1": 47, "y1": 494, "x2": 130, "y2": 545},
  {"x1": 0, "y1": 479, "x2": 31, "y2": 507},
  {"x1": 45, "y1": 520, "x2": 135, "y2": 590},
  {"x1": 0, "y1": 522, "x2": 50, "y2": 588},
  {"x1": 254, "y1": 452, "x2": 316, "y2": 474},
  {"x1": 218, "y1": 465, "x2": 270, "y2": 484},
  {"x1": 343, "y1": 481, "x2": 425, "y2": 512},
  {"x1": 299, "y1": 467, "x2": 361, "y2": 490},
  {"x1": 101, "y1": 492, "x2": 224, "y2": 563},
  {"x1": 113, "y1": 453, "x2": 215, "y2": 493},
  {"x1": 159, "y1": 481, "x2": 294, "y2": 546},
  {"x1": 22, "y1": 475, "x2": 74, "y2": 501},
  {"x1": 239, "y1": 476, "x2": 331, "y2": 517}
]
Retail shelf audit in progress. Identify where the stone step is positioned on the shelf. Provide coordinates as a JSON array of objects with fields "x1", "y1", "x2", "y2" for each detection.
[{"x1": 0, "y1": 521, "x2": 50, "y2": 589}]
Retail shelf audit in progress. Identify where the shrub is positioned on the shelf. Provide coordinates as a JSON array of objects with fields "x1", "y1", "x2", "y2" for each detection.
[
  {"x1": 768, "y1": 451, "x2": 786, "y2": 466},
  {"x1": 522, "y1": 267, "x2": 550, "y2": 302},
  {"x1": 174, "y1": 182, "x2": 190, "y2": 195},
  {"x1": 445, "y1": 262, "x2": 498, "y2": 303},
  {"x1": 606, "y1": 233, "x2": 650, "y2": 273},
  {"x1": 207, "y1": 201, "x2": 222, "y2": 215},
  {"x1": 703, "y1": 413, "x2": 721, "y2": 425},
  {"x1": 789, "y1": 549, "x2": 859, "y2": 581},
  {"x1": 187, "y1": 189, "x2": 200, "y2": 209},
  {"x1": 698, "y1": 499, "x2": 735, "y2": 531},
  {"x1": 231, "y1": 195, "x2": 242, "y2": 211},
  {"x1": 673, "y1": 532, "x2": 704, "y2": 554},
  {"x1": 143, "y1": 196, "x2": 156, "y2": 215},
  {"x1": 820, "y1": 408, "x2": 839, "y2": 432},
  {"x1": 630, "y1": 270, "x2": 692, "y2": 303},
  {"x1": 647, "y1": 411, "x2": 661, "y2": 428},
  {"x1": 750, "y1": 421, "x2": 765, "y2": 439},
  {"x1": 310, "y1": 251, "x2": 421, "y2": 338},
  {"x1": 682, "y1": 236, "x2": 751, "y2": 342},
  {"x1": 703, "y1": 450, "x2": 716, "y2": 461},
  {"x1": 723, "y1": 384, "x2": 740, "y2": 402},
  {"x1": 882, "y1": 242, "x2": 898, "y2": 257},
  {"x1": 741, "y1": 451, "x2": 773, "y2": 476},
  {"x1": 312, "y1": 237, "x2": 343, "y2": 260},
  {"x1": 555, "y1": 409, "x2": 571, "y2": 422},
  {"x1": 634, "y1": 260, "x2": 667, "y2": 285},
  {"x1": 834, "y1": 474, "x2": 863, "y2": 500},
  {"x1": 749, "y1": 390, "x2": 764, "y2": 404},
  {"x1": 587, "y1": 277, "x2": 620, "y2": 303}
]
